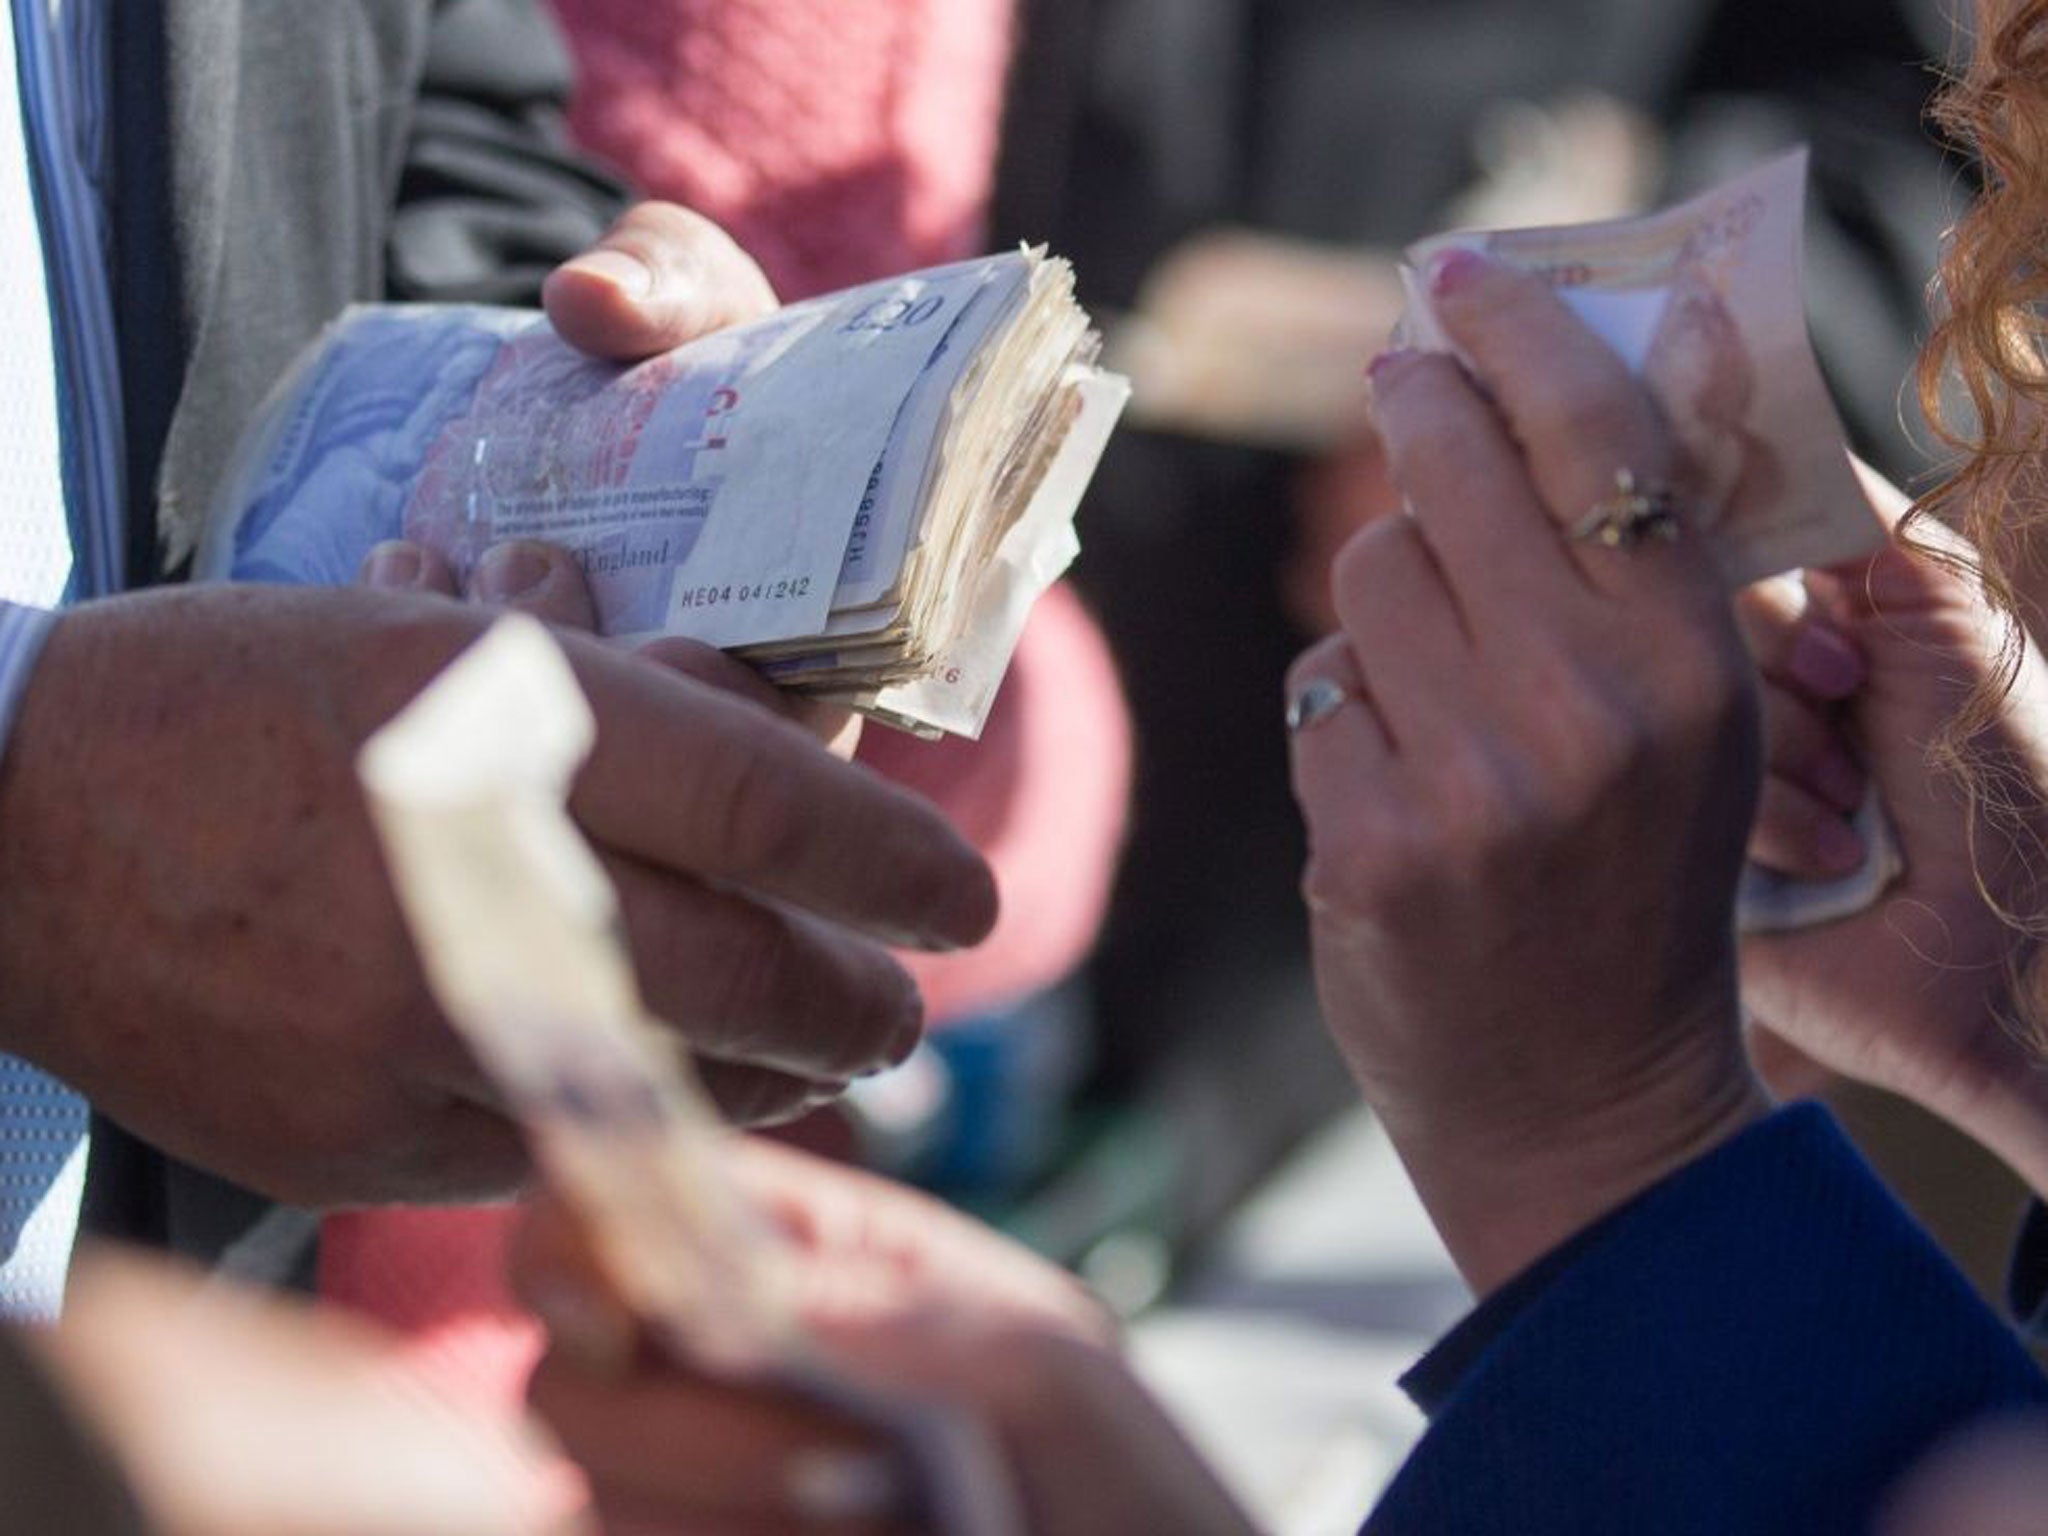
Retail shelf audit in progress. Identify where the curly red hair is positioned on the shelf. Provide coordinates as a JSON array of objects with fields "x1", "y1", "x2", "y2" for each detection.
[
  {"x1": 1920, "y1": 1, "x2": 2048, "y2": 623},
  {"x1": 1915, "y1": 2, "x2": 2048, "y2": 968}
]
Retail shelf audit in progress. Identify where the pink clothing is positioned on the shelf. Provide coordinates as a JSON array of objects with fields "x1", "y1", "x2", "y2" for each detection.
[
  {"x1": 551, "y1": 0, "x2": 1015, "y2": 301},
  {"x1": 863, "y1": 582, "x2": 1131, "y2": 1023}
]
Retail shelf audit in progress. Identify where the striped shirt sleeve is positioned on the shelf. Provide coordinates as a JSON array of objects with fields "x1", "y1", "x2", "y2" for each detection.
[{"x1": 0, "y1": 603, "x2": 58, "y2": 754}]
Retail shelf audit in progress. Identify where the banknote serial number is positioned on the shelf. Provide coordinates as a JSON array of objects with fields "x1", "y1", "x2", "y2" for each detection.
[{"x1": 675, "y1": 577, "x2": 814, "y2": 610}]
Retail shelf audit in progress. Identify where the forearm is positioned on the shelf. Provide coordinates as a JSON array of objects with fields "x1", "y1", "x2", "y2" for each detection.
[
  {"x1": 1381, "y1": 1020, "x2": 1771, "y2": 1299},
  {"x1": 0, "y1": 601, "x2": 59, "y2": 1061}
]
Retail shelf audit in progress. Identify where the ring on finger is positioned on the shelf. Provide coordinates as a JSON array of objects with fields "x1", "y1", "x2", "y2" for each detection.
[
  {"x1": 1286, "y1": 678, "x2": 1351, "y2": 734},
  {"x1": 1568, "y1": 469, "x2": 1685, "y2": 551}
]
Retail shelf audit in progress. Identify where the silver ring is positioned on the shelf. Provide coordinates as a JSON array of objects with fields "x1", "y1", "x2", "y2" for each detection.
[
  {"x1": 1568, "y1": 469, "x2": 1684, "y2": 550},
  {"x1": 1286, "y1": 678, "x2": 1350, "y2": 734}
]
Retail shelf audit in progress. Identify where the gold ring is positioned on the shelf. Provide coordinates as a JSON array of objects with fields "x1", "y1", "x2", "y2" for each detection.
[{"x1": 1568, "y1": 469, "x2": 1684, "y2": 550}]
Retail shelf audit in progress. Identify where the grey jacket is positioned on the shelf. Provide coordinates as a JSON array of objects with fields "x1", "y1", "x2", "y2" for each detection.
[{"x1": 83, "y1": 0, "x2": 626, "y2": 1280}]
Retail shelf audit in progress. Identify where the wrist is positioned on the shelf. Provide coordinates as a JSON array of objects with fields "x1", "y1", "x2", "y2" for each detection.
[
  {"x1": 1381, "y1": 1016, "x2": 1771, "y2": 1298},
  {"x1": 1925, "y1": 963, "x2": 2048, "y2": 1200}
]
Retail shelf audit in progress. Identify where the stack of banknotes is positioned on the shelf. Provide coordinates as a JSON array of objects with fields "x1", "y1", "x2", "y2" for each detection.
[{"x1": 200, "y1": 248, "x2": 1131, "y2": 740}]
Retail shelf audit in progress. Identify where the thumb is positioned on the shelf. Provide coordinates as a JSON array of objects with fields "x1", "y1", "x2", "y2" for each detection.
[{"x1": 546, "y1": 202, "x2": 778, "y2": 363}]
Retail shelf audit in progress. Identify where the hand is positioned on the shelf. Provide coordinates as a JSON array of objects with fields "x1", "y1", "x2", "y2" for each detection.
[
  {"x1": 361, "y1": 538, "x2": 863, "y2": 761},
  {"x1": 516, "y1": 1140, "x2": 1257, "y2": 1536},
  {"x1": 364, "y1": 201, "x2": 865, "y2": 756},
  {"x1": 545, "y1": 200, "x2": 779, "y2": 364},
  {"x1": 1288, "y1": 251, "x2": 1770, "y2": 1297},
  {"x1": 1737, "y1": 478, "x2": 2048, "y2": 1190},
  {"x1": 1879, "y1": 1419, "x2": 2048, "y2": 1536},
  {"x1": 30, "y1": 1250, "x2": 579, "y2": 1536},
  {"x1": 0, "y1": 584, "x2": 995, "y2": 1204}
]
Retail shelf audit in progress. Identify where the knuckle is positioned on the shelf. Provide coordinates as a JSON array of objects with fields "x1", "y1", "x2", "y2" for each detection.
[
  {"x1": 1522, "y1": 652, "x2": 1659, "y2": 793},
  {"x1": 1380, "y1": 404, "x2": 1470, "y2": 488},
  {"x1": 689, "y1": 905, "x2": 917, "y2": 1080},
  {"x1": 1427, "y1": 739, "x2": 1529, "y2": 849},
  {"x1": 612, "y1": 200, "x2": 725, "y2": 261},
  {"x1": 1301, "y1": 805, "x2": 1436, "y2": 918},
  {"x1": 1733, "y1": 575, "x2": 1803, "y2": 664},
  {"x1": 702, "y1": 745, "x2": 811, "y2": 878},
  {"x1": 614, "y1": 201, "x2": 775, "y2": 313},
  {"x1": 694, "y1": 909, "x2": 800, "y2": 1045}
]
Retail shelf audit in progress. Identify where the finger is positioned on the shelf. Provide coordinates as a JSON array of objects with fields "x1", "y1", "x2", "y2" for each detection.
[
  {"x1": 1759, "y1": 683, "x2": 1864, "y2": 814},
  {"x1": 546, "y1": 202, "x2": 779, "y2": 363},
  {"x1": 609, "y1": 855, "x2": 923, "y2": 1080},
  {"x1": 464, "y1": 541, "x2": 602, "y2": 632},
  {"x1": 1748, "y1": 776, "x2": 1867, "y2": 880},
  {"x1": 529, "y1": 1356, "x2": 903, "y2": 1524},
  {"x1": 1327, "y1": 508, "x2": 1474, "y2": 748},
  {"x1": 1424, "y1": 250, "x2": 1692, "y2": 598},
  {"x1": 1367, "y1": 349, "x2": 1582, "y2": 614},
  {"x1": 1735, "y1": 576, "x2": 1867, "y2": 701},
  {"x1": 695, "y1": 1061, "x2": 847, "y2": 1128},
  {"x1": 634, "y1": 637, "x2": 862, "y2": 755},
  {"x1": 566, "y1": 645, "x2": 998, "y2": 950},
  {"x1": 360, "y1": 540, "x2": 459, "y2": 596},
  {"x1": 1286, "y1": 637, "x2": 1401, "y2": 854}
]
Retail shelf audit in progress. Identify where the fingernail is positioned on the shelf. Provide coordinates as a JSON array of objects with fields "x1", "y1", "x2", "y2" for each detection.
[
  {"x1": 1367, "y1": 347, "x2": 1420, "y2": 383},
  {"x1": 1787, "y1": 625, "x2": 1866, "y2": 699},
  {"x1": 1810, "y1": 750, "x2": 1866, "y2": 814},
  {"x1": 362, "y1": 541, "x2": 423, "y2": 588},
  {"x1": 473, "y1": 543, "x2": 553, "y2": 603},
  {"x1": 1428, "y1": 248, "x2": 1491, "y2": 300},
  {"x1": 783, "y1": 1448, "x2": 906, "y2": 1520},
  {"x1": 562, "y1": 246, "x2": 655, "y2": 300},
  {"x1": 1815, "y1": 816, "x2": 1867, "y2": 875}
]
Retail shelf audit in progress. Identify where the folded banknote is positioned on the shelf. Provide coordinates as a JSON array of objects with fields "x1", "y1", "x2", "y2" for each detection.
[
  {"x1": 201, "y1": 249, "x2": 1130, "y2": 740},
  {"x1": 358, "y1": 615, "x2": 1026, "y2": 1536},
  {"x1": 1398, "y1": 149, "x2": 1883, "y2": 588},
  {"x1": 1398, "y1": 149, "x2": 1899, "y2": 930}
]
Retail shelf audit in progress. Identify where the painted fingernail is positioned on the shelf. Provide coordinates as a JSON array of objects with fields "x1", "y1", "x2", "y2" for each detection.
[
  {"x1": 1787, "y1": 625, "x2": 1866, "y2": 699},
  {"x1": 361, "y1": 541, "x2": 423, "y2": 588},
  {"x1": 1428, "y1": 248, "x2": 1491, "y2": 300},
  {"x1": 784, "y1": 1448, "x2": 907, "y2": 1520},
  {"x1": 1815, "y1": 815, "x2": 1866, "y2": 875},
  {"x1": 561, "y1": 246, "x2": 655, "y2": 300},
  {"x1": 1809, "y1": 750, "x2": 1866, "y2": 814},
  {"x1": 1366, "y1": 347, "x2": 1420, "y2": 383},
  {"x1": 472, "y1": 542, "x2": 553, "y2": 603}
]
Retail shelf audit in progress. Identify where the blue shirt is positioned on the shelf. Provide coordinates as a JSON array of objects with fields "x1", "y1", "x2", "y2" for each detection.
[{"x1": 0, "y1": 0, "x2": 122, "y2": 1321}]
